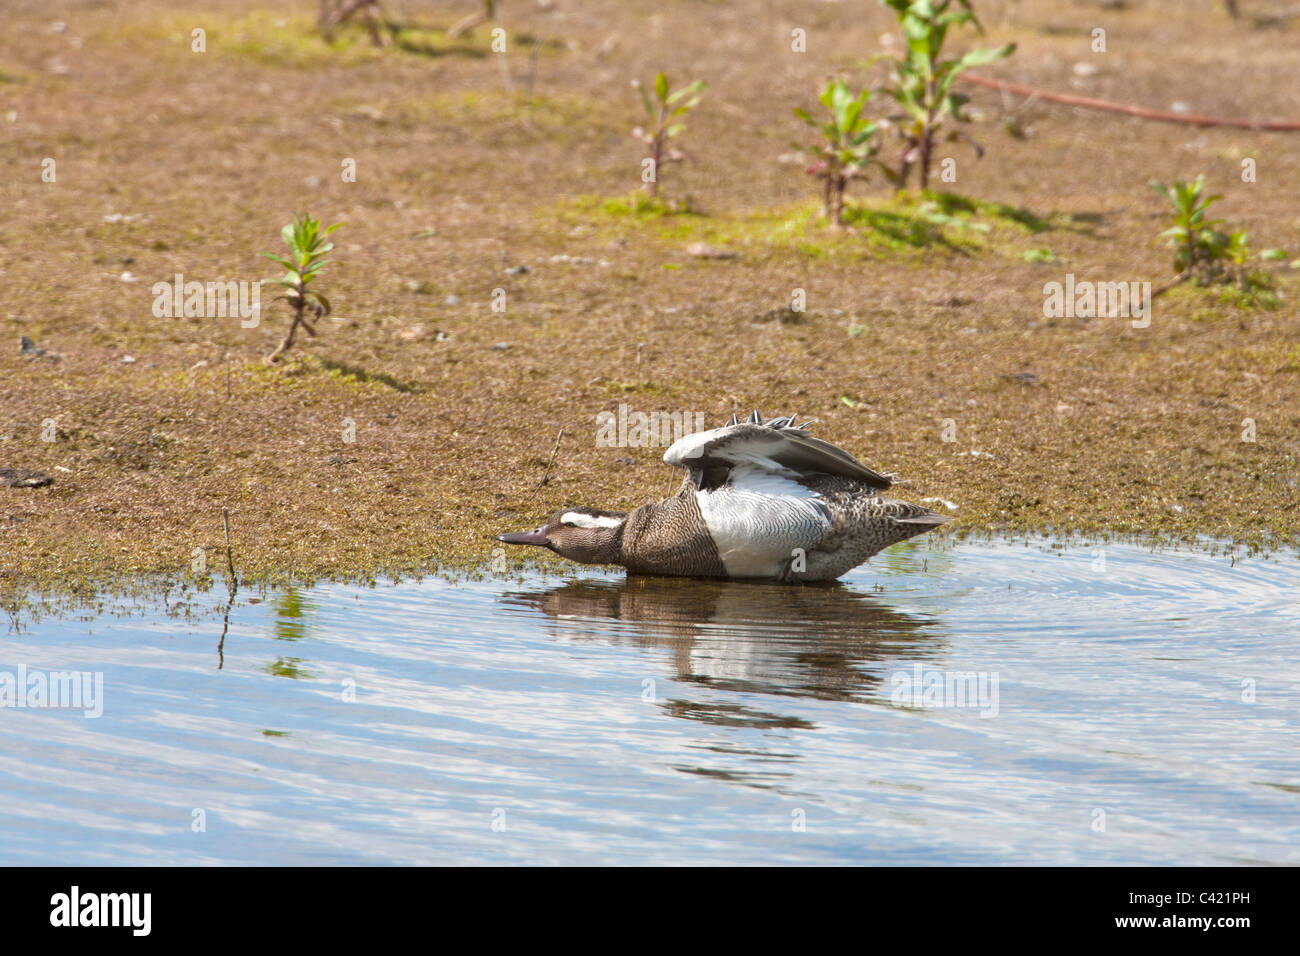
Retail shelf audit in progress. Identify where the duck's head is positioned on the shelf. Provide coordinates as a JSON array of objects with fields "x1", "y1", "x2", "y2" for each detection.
[{"x1": 497, "y1": 508, "x2": 627, "y2": 565}]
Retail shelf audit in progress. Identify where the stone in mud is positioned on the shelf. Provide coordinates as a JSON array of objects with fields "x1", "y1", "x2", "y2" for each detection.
[
  {"x1": 686, "y1": 242, "x2": 739, "y2": 260},
  {"x1": 0, "y1": 467, "x2": 53, "y2": 488},
  {"x1": 19, "y1": 336, "x2": 61, "y2": 361}
]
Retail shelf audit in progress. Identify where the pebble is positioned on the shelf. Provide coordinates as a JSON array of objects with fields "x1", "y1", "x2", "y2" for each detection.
[
  {"x1": 686, "y1": 242, "x2": 739, "y2": 260},
  {"x1": 546, "y1": 254, "x2": 607, "y2": 266},
  {"x1": 0, "y1": 467, "x2": 53, "y2": 488}
]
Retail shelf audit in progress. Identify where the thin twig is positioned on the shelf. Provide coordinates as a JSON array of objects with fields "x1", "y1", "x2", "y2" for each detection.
[
  {"x1": 218, "y1": 507, "x2": 237, "y2": 670},
  {"x1": 1151, "y1": 270, "x2": 1192, "y2": 299},
  {"x1": 222, "y1": 507, "x2": 236, "y2": 590},
  {"x1": 3, "y1": 600, "x2": 20, "y2": 634},
  {"x1": 527, "y1": 428, "x2": 564, "y2": 502},
  {"x1": 960, "y1": 73, "x2": 1300, "y2": 131},
  {"x1": 448, "y1": 1, "x2": 493, "y2": 39}
]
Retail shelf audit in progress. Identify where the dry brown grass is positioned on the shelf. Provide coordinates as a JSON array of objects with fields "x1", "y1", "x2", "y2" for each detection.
[{"x1": 2, "y1": 0, "x2": 1298, "y2": 598}]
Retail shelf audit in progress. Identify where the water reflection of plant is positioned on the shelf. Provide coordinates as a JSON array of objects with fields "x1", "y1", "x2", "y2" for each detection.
[
  {"x1": 265, "y1": 589, "x2": 316, "y2": 679},
  {"x1": 265, "y1": 657, "x2": 312, "y2": 680},
  {"x1": 272, "y1": 588, "x2": 315, "y2": 642}
]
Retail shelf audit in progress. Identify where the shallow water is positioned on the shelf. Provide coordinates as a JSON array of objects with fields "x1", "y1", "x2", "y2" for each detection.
[{"x1": 2, "y1": 539, "x2": 1297, "y2": 865}]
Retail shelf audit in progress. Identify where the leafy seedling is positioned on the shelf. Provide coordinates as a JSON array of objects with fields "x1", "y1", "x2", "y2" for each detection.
[
  {"x1": 262, "y1": 214, "x2": 343, "y2": 363},
  {"x1": 877, "y1": 0, "x2": 1014, "y2": 190},
  {"x1": 631, "y1": 72, "x2": 705, "y2": 200},
  {"x1": 1152, "y1": 175, "x2": 1286, "y2": 298},
  {"x1": 1152, "y1": 174, "x2": 1224, "y2": 282},
  {"x1": 1205, "y1": 228, "x2": 1279, "y2": 294},
  {"x1": 795, "y1": 80, "x2": 881, "y2": 228}
]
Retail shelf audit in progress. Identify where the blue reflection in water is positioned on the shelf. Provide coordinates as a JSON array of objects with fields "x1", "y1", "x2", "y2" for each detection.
[{"x1": 0, "y1": 539, "x2": 1296, "y2": 864}]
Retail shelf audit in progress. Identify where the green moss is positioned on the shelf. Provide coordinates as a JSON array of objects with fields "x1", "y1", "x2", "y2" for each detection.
[
  {"x1": 1164, "y1": 270, "x2": 1287, "y2": 313},
  {"x1": 218, "y1": 13, "x2": 374, "y2": 69},
  {"x1": 840, "y1": 201, "x2": 983, "y2": 252},
  {"x1": 1213, "y1": 277, "x2": 1283, "y2": 311},
  {"x1": 555, "y1": 193, "x2": 992, "y2": 261},
  {"x1": 111, "y1": 12, "x2": 504, "y2": 70},
  {"x1": 316, "y1": 358, "x2": 429, "y2": 394},
  {"x1": 927, "y1": 191, "x2": 1058, "y2": 232},
  {"x1": 555, "y1": 189, "x2": 1096, "y2": 263},
  {"x1": 590, "y1": 193, "x2": 702, "y2": 219}
]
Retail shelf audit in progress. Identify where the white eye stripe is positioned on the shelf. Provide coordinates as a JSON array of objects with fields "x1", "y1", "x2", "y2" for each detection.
[{"x1": 560, "y1": 512, "x2": 623, "y2": 529}]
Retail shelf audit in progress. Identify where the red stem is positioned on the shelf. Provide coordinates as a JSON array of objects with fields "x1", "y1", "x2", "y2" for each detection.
[{"x1": 960, "y1": 73, "x2": 1300, "y2": 131}]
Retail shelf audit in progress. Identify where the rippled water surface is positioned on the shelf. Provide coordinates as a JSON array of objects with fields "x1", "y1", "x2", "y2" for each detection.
[{"x1": 2, "y1": 540, "x2": 1297, "y2": 865}]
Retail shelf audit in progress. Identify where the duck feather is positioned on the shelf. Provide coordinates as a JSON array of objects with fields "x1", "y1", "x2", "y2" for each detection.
[{"x1": 664, "y1": 418, "x2": 892, "y2": 490}]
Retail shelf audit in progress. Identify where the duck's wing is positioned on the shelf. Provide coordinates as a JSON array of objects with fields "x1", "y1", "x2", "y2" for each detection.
[{"x1": 663, "y1": 416, "x2": 892, "y2": 491}]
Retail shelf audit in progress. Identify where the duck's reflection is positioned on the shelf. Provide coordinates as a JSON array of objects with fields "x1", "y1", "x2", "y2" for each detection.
[{"x1": 500, "y1": 576, "x2": 944, "y2": 728}]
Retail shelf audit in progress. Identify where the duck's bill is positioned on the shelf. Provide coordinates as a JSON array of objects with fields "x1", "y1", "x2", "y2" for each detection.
[{"x1": 497, "y1": 530, "x2": 549, "y2": 547}]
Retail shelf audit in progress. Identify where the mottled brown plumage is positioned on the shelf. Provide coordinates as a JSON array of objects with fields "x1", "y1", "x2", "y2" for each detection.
[{"x1": 619, "y1": 485, "x2": 726, "y2": 576}]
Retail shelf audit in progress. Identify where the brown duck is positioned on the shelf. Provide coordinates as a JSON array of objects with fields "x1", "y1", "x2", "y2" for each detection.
[{"x1": 498, "y1": 412, "x2": 951, "y2": 582}]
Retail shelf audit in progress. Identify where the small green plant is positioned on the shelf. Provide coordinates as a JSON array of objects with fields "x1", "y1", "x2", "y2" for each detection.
[
  {"x1": 631, "y1": 72, "x2": 705, "y2": 200},
  {"x1": 877, "y1": 0, "x2": 1014, "y2": 190},
  {"x1": 1152, "y1": 175, "x2": 1286, "y2": 298},
  {"x1": 1218, "y1": 228, "x2": 1252, "y2": 278},
  {"x1": 795, "y1": 80, "x2": 881, "y2": 228},
  {"x1": 262, "y1": 214, "x2": 343, "y2": 363},
  {"x1": 1152, "y1": 175, "x2": 1225, "y2": 281}
]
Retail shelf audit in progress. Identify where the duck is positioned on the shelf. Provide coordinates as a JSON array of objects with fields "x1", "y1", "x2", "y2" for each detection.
[{"x1": 497, "y1": 411, "x2": 952, "y2": 583}]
